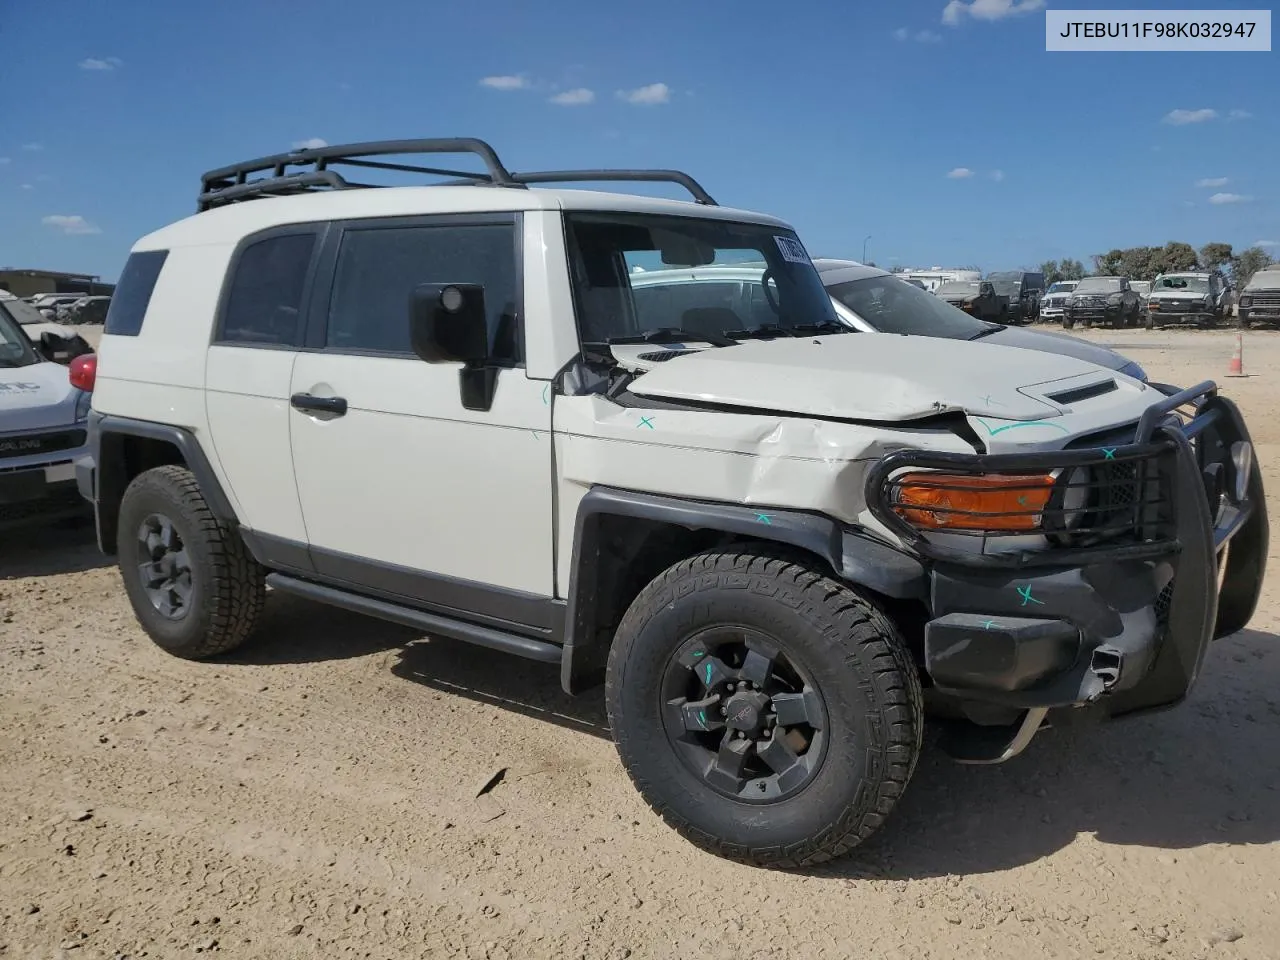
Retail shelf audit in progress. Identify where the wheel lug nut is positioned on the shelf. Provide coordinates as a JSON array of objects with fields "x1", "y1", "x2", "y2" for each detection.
[{"x1": 720, "y1": 707, "x2": 727, "y2": 716}]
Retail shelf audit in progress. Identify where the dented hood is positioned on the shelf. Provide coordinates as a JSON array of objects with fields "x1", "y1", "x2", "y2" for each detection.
[{"x1": 625, "y1": 333, "x2": 1127, "y2": 423}]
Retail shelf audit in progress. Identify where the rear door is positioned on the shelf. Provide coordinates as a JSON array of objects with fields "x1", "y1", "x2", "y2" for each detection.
[
  {"x1": 286, "y1": 213, "x2": 556, "y2": 627},
  {"x1": 203, "y1": 226, "x2": 322, "y2": 566}
]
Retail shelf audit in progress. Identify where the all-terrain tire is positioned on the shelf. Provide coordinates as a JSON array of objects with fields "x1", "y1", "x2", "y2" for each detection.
[
  {"x1": 117, "y1": 465, "x2": 265, "y2": 659},
  {"x1": 605, "y1": 548, "x2": 923, "y2": 868}
]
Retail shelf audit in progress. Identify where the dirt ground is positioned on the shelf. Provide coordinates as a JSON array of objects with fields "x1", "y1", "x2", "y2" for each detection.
[{"x1": 3, "y1": 327, "x2": 1279, "y2": 960}]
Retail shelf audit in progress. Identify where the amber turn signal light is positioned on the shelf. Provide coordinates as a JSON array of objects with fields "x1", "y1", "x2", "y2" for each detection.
[{"x1": 890, "y1": 472, "x2": 1056, "y2": 532}]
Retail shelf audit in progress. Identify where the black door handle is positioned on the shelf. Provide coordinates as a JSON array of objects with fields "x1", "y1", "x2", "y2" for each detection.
[{"x1": 290, "y1": 393, "x2": 348, "y2": 416}]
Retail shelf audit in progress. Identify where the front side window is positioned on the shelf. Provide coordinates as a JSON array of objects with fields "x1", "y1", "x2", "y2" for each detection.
[
  {"x1": 220, "y1": 234, "x2": 316, "y2": 345},
  {"x1": 325, "y1": 222, "x2": 520, "y2": 361},
  {"x1": 564, "y1": 213, "x2": 835, "y2": 344},
  {"x1": 827, "y1": 276, "x2": 992, "y2": 338}
]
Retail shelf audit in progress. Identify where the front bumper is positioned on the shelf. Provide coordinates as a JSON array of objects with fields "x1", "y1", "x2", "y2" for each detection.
[
  {"x1": 1148, "y1": 303, "x2": 1214, "y2": 324},
  {"x1": 1240, "y1": 307, "x2": 1280, "y2": 324},
  {"x1": 0, "y1": 429, "x2": 91, "y2": 529},
  {"x1": 1065, "y1": 304, "x2": 1122, "y2": 324},
  {"x1": 865, "y1": 382, "x2": 1267, "y2": 719}
]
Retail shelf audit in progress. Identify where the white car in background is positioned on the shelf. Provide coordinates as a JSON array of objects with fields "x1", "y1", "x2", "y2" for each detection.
[
  {"x1": 0, "y1": 296, "x2": 95, "y2": 527},
  {"x1": 1038, "y1": 280, "x2": 1079, "y2": 322}
]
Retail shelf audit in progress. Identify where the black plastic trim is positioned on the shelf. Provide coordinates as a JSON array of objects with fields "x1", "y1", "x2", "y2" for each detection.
[
  {"x1": 559, "y1": 485, "x2": 927, "y2": 694},
  {"x1": 265, "y1": 573, "x2": 562, "y2": 664}
]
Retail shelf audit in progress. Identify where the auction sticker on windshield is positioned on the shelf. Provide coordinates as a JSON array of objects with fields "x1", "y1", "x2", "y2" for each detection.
[{"x1": 775, "y1": 236, "x2": 811, "y2": 264}]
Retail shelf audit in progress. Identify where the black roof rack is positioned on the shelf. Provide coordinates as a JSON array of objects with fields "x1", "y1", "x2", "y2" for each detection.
[{"x1": 197, "y1": 138, "x2": 717, "y2": 211}]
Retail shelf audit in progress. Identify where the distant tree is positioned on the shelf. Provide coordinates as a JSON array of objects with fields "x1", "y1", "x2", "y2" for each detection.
[
  {"x1": 1093, "y1": 249, "x2": 1125, "y2": 276},
  {"x1": 1060, "y1": 258, "x2": 1086, "y2": 281},
  {"x1": 1234, "y1": 247, "x2": 1275, "y2": 287},
  {"x1": 1040, "y1": 260, "x2": 1061, "y2": 284},
  {"x1": 1158, "y1": 241, "x2": 1199, "y2": 274},
  {"x1": 1200, "y1": 242, "x2": 1234, "y2": 271},
  {"x1": 1120, "y1": 246, "x2": 1159, "y2": 280}
]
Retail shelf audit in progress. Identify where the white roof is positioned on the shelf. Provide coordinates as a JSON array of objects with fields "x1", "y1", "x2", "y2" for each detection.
[{"x1": 134, "y1": 185, "x2": 793, "y2": 251}]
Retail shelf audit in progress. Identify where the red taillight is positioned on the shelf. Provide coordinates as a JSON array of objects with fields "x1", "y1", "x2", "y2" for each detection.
[{"x1": 69, "y1": 353, "x2": 97, "y2": 392}]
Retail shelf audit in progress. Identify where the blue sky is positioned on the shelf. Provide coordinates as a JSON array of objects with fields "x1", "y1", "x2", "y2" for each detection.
[{"x1": 1, "y1": 0, "x2": 1275, "y2": 282}]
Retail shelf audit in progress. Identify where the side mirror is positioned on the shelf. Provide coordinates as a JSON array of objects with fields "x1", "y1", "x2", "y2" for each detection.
[
  {"x1": 409, "y1": 283, "x2": 488, "y2": 364},
  {"x1": 408, "y1": 283, "x2": 498, "y2": 412}
]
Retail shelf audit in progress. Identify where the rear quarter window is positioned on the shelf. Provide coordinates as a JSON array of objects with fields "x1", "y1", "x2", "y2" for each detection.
[{"x1": 105, "y1": 250, "x2": 169, "y2": 336}]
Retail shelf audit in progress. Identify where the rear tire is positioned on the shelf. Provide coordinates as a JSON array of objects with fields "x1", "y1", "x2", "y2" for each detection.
[
  {"x1": 605, "y1": 548, "x2": 923, "y2": 868},
  {"x1": 117, "y1": 465, "x2": 265, "y2": 659}
]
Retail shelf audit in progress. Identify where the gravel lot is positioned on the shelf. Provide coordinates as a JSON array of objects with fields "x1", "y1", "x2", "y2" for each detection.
[{"x1": 3, "y1": 327, "x2": 1279, "y2": 960}]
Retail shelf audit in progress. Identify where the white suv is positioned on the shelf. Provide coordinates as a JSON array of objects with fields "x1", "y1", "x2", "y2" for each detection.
[{"x1": 78, "y1": 139, "x2": 1268, "y2": 867}]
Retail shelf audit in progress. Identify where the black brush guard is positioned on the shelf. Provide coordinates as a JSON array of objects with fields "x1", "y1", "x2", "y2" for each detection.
[{"x1": 863, "y1": 381, "x2": 1268, "y2": 719}]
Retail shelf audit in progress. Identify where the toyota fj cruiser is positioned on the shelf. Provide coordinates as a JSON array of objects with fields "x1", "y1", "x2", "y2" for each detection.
[{"x1": 77, "y1": 139, "x2": 1267, "y2": 868}]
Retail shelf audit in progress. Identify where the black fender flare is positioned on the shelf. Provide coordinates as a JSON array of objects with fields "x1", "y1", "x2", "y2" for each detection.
[
  {"x1": 559, "y1": 486, "x2": 927, "y2": 694},
  {"x1": 86, "y1": 412, "x2": 239, "y2": 552}
]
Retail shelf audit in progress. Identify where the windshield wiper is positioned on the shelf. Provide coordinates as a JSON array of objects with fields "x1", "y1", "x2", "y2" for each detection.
[
  {"x1": 791, "y1": 320, "x2": 850, "y2": 335},
  {"x1": 968, "y1": 325, "x2": 1003, "y2": 341},
  {"x1": 607, "y1": 327, "x2": 737, "y2": 348},
  {"x1": 723, "y1": 324, "x2": 802, "y2": 340}
]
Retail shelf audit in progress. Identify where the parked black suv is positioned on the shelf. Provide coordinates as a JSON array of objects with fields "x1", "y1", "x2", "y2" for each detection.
[
  {"x1": 935, "y1": 279, "x2": 1008, "y2": 323},
  {"x1": 1063, "y1": 276, "x2": 1141, "y2": 329},
  {"x1": 986, "y1": 271, "x2": 1045, "y2": 324}
]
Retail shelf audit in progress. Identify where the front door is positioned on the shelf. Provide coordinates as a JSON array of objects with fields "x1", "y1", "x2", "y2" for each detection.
[{"x1": 287, "y1": 214, "x2": 555, "y2": 631}]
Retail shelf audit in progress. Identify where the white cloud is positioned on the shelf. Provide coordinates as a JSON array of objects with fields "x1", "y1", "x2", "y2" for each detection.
[
  {"x1": 479, "y1": 75, "x2": 528, "y2": 91},
  {"x1": 1255, "y1": 240, "x2": 1278, "y2": 247},
  {"x1": 893, "y1": 27, "x2": 910, "y2": 40},
  {"x1": 1163, "y1": 108, "x2": 1217, "y2": 125},
  {"x1": 1196, "y1": 177, "x2": 1229, "y2": 188},
  {"x1": 79, "y1": 56, "x2": 122, "y2": 71},
  {"x1": 549, "y1": 87, "x2": 595, "y2": 106},
  {"x1": 42, "y1": 214, "x2": 101, "y2": 235},
  {"x1": 21, "y1": 183, "x2": 33, "y2": 190},
  {"x1": 989, "y1": 169, "x2": 1005, "y2": 181},
  {"x1": 1208, "y1": 192, "x2": 1251, "y2": 205},
  {"x1": 617, "y1": 83, "x2": 671, "y2": 105},
  {"x1": 0, "y1": 157, "x2": 9, "y2": 164},
  {"x1": 916, "y1": 30, "x2": 943, "y2": 42},
  {"x1": 22, "y1": 142, "x2": 42, "y2": 151},
  {"x1": 944, "y1": 0, "x2": 1044, "y2": 24},
  {"x1": 946, "y1": 167, "x2": 975, "y2": 179},
  {"x1": 291, "y1": 138, "x2": 328, "y2": 150},
  {"x1": 1228, "y1": 109, "x2": 1252, "y2": 120}
]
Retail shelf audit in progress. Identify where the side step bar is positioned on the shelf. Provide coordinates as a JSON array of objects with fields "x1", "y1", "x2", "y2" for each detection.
[
  {"x1": 938, "y1": 707, "x2": 1050, "y2": 765},
  {"x1": 265, "y1": 573, "x2": 562, "y2": 664}
]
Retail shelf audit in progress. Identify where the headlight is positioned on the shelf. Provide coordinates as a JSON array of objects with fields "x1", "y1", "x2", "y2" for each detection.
[
  {"x1": 1239, "y1": 296, "x2": 1252, "y2": 307},
  {"x1": 1119, "y1": 359, "x2": 1148, "y2": 383},
  {"x1": 1108, "y1": 294, "x2": 1123, "y2": 303},
  {"x1": 889, "y1": 472, "x2": 1055, "y2": 532},
  {"x1": 74, "y1": 389, "x2": 92, "y2": 421}
]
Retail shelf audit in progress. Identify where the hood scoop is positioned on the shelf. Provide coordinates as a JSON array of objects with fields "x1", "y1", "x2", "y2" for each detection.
[{"x1": 1044, "y1": 378, "x2": 1117, "y2": 405}]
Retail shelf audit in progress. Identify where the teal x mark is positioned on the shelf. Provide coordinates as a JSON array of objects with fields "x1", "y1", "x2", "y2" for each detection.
[
  {"x1": 1016, "y1": 495, "x2": 1029, "y2": 506},
  {"x1": 1101, "y1": 447, "x2": 1117, "y2": 460},
  {"x1": 756, "y1": 513, "x2": 773, "y2": 525},
  {"x1": 638, "y1": 416, "x2": 655, "y2": 429},
  {"x1": 541, "y1": 383, "x2": 550, "y2": 405},
  {"x1": 981, "y1": 619, "x2": 1000, "y2": 630},
  {"x1": 1016, "y1": 585, "x2": 1045, "y2": 606}
]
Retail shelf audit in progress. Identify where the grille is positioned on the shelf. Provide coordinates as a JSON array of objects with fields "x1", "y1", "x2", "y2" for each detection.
[
  {"x1": 1154, "y1": 579, "x2": 1175, "y2": 627},
  {"x1": 636, "y1": 350, "x2": 698, "y2": 363},
  {"x1": 1250, "y1": 295, "x2": 1280, "y2": 309},
  {"x1": 0, "y1": 430, "x2": 86, "y2": 461}
]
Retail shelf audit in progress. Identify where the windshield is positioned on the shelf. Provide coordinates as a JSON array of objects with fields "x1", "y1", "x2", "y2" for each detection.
[
  {"x1": 991, "y1": 280, "x2": 1022, "y2": 297},
  {"x1": 2, "y1": 296, "x2": 55, "y2": 326},
  {"x1": 566, "y1": 213, "x2": 836, "y2": 344},
  {"x1": 1046, "y1": 281, "x2": 1077, "y2": 295},
  {"x1": 936, "y1": 281, "x2": 981, "y2": 296},
  {"x1": 1155, "y1": 275, "x2": 1208, "y2": 293},
  {"x1": 1074, "y1": 278, "x2": 1122, "y2": 294},
  {"x1": 0, "y1": 304, "x2": 41, "y2": 367},
  {"x1": 828, "y1": 275, "x2": 994, "y2": 338}
]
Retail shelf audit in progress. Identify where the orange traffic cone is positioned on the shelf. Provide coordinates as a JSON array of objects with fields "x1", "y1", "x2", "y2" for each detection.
[{"x1": 1226, "y1": 331, "x2": 1245, "y2": 377}]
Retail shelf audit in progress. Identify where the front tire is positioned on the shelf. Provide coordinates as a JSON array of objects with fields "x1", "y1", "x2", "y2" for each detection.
[
  {"x1": 117, "y1": 465, "x2": 265, "y2": 659},
  {"x1": 605, "y1": 549, "x2": 923, "y2": 868}
]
